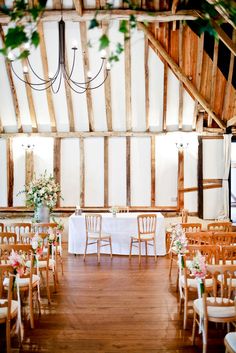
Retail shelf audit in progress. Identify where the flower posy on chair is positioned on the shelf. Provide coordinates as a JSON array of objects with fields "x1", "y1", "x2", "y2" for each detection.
[{"x1": 188, "y1": 251, "x2": 207, "y2": 297}]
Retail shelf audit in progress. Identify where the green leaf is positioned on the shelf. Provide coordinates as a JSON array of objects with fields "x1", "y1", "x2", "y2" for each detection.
[
  {"x1": 18, "y1": 49, "x2": 30, "y2": 59},
  {"x1": 5, "y1": 26, "x2": 28, "y2": 50},
  {"x1": 99, "y1": 34, "x2": 110, "y2": 50},
  {"x1": 116, "y1": 42, "x2": 124, "y2": 54},
  {"x1": 119, "y1": 20, "x2": 128, "y2": 34},
  {"x1": 89, "y1": 18, "x2": 99, "y2": 30},
  {"x1": 31, "y1": 31, "x2": 40, "y2": 47}
]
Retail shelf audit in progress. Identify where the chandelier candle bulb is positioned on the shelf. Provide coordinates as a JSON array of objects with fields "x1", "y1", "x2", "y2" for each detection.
[
  {"x1": 100, "y1": 49, "x2": 106, "y2": 59},
  {"x1": 87, "y1": 71, "x2": 92, "y2": 79},
  {"x1": 23, "y1": 66, "x2": 28, "y2": 74},
  {"x1": 106, "y1": 62, "x2": 111, "y2": 71},
  {"x1": 72, "y1": 40, "x2": 78, "y2": 50}
]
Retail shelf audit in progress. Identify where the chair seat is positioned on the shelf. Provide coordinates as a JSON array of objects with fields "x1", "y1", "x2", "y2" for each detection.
[
  {"x1": 180, "y1": 276, "x2": 213, "y2": 289},
  {"x1": 225, "y1": 332, "x2": 236, "y2": 352},
  {"x1": 131, "y1": 233, "x2": 155, "y2": 241},
  {"x1": 26, "y1": 259, "x2": 55, "y2": 269},
  {"x1": 194, "y1": 297, "x2": 236, "y2": 318},
  {"x1": 88, "y1": 233, "x2": 111, "y2": 239},
  {"x1": 3, "y1": 274, "x2": 40, "y2": 288},
  {"x1": 0, "y1": 299, "x2": 18, "y2": 320}
]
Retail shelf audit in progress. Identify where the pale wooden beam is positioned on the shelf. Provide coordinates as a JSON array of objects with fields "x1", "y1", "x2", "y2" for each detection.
[
  {"x1": 22, "y1": 62, "x2": 38, "y2": 132},
  {"x1": 193, "y1": 33, "x2": 204, "y2": 130},
  {"x1": 211, "y1": 20, "x2": 236, "y2": 56},
  {"x1": 64, "y1": 47, "x2": 75, "y2": 132},
  {"x1": 208, "y1": 39, "x2": 219, "y2": 127},
  {"x1": 222, "y1": 30, "x2": 235, "y2": 121},
  {"x1": 177, "y1": 149, "x2": 184, "y2": 210},
  {"x1": 102, "y1": 22, "x2": 112, "y2": 132},
  {"x1": 104, "y1": 136, "x2": 109, "y2": 207},
  {"x1": 80, "y1": 22, "x2": 95, "y2": 132},
  {"x1": 151, "y1": 136, "x2": 155, "y2": 207},
  {"x1": 145, "y1": 37, "x2": 150, "y2": 131},
  {"x1": 80, "y1": 137, "x2": 85, "y2": 207},
  {"x1": 25, "y1": 148, "x2": 34, "y2": 186},
  {"x1": 126, "y1": 137, "x2": 131, "y2": 207},
  {"x1": 227, "y1": 115, "x2": 236, "y2": 127},
  {"x1": 178, "y1": 22, "x2": 183, "y2": 130},
  {"x1": 73, "y1": 0, "x2": 83, "y2": 16},
  {"x1": 0, "y1": 9, "x2": 199, "y2": 24},
  {"x1": 138, "y1": 23, "x2": 226, "y2": 129},
  {"x1": 162, "y1": 23, "x2": 169, "y2": 131},
  {"x1": 198, "y1": 136, "x2": 203, "y2": 218},
  {"x1": 7, "y1": 138, "x2": 13, "y2": 207},
  {"x1": 52, "y1": 0, "x2": 61, "y2": 9},
  {"x1": 37, "y1": 22, "x2": 57, "y2": 132},
  {"x1": 53, "y1": 138, "x2": 61, "y2": 207},
  {"x1": 206, "y1": 0, "x2": 236, "y2": 30},
  {"x1": 125, "y1": 26, "x2": 132, "y2": 132},
  {"x1": 0, "y1": 25, "x2": 22, "y2": 132}
]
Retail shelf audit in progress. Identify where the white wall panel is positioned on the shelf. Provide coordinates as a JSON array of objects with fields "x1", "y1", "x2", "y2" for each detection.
[
  {"x1": 66, "y1": 22, "x2": 89, "y2": 132},
  {"x1": 148, "y1": 47, "x2": 164, "y2": 132},
  {"x1": 155, "y1": 134, "x2": 178, "y2": 206},
  {"x1": 0, "y1": 139, "x2": 8, "y2": 206},
  {"x1": 87, "y1": 26, "x2": 107, "y2": 131},
  {"x1": 61, "y1": 139, "x2": 80, "y2": 206},
  {"x1": 182, "y1": 89, "x2": 194, "y2": 131},
  {"x1": 33, "y1": 137, "x2": 54, "y2": 177},
  {"x1": 84, "y1": 137, "x2": 104, "y2": 206},
  {"x1": 131, "y1": 137, "x2": 151, "y2": 206},
  {"x1": 108, "y1": 137, "x2": 126, "y2": 206},
  {"x1": 131, "y1": 29, "x2": 146, "y2": 131},
  {"x1": 184, "y1": 133, "x2": 198, "y2": 212},
  {"x1": 109, "y1": 21, "x2": 126, "y2": 131},
  {"x1": 204, "y1": 188, "x2": 224, "y2": 220},
  {"x1": 166, "y1": 70, "x2": 179, "y2": 131},
  {"x1": 12, "y1": 138, "x2": 26, "y2": 206}
]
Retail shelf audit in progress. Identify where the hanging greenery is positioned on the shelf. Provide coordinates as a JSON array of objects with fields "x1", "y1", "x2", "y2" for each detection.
[{"x1": 0, "y1": 0, "x2": 235, "y2": 62}]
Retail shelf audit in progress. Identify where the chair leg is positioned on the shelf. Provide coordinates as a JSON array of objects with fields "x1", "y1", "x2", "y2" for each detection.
[
  {"x1": 183, "y1": 293, "x2": 188, "y2": 330},
  {"x1": 109, "y1": 237, "x2": 112, "y2": 259},
  {"x1": 203, "y1": 320, "x2": 208, "y2": 353},
  {"x1": 169, "y1": 252, "x2": 173, "y2": 277},
  {"x1": 60, "y1": 257, "x2": 64, "y2": 276},
  {"x1": 192, "y1": 310, "x2": 197, "y2": 345},
  {"x1": 29, "y1": 290, "x2": 34, "y2": 329},
  {"x1": 6, "y1": 319, "x2": 11, "y2": 353},
  {"x1": 83, "y1": 239, "x2": 88, "y2": 262},
  {"x1": 46, "y1": 269, "x2": 51, "y2": 305},
  {"x1": 97, "y1": 240, "x2": 100, "y2": 264},
  {"x1": 145, "y1": 241, "x2": 148, "y2": 258},
  {"x1": 138, "y1": 241, "x2": 141, "y2": 265},
  {"x1": 153, "y1": 237, "x2": 157, "y2": 263},
  {"x1": 129, "y1": 238, "x2": 133, "y2": 260}
]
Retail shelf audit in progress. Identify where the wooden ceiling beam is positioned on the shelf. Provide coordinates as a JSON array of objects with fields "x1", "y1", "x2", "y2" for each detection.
[
  {"x1": 208, "y1": 38, "x2": 219, "y2": 127},
  {"x1": 73, "y1": 0, "x2": 83, "y2": 16},
  {"x1": 0, "y1": 25, "x2": 22, "y2": 132},
  {"x1": 206, "y1": 0, "x2": 236, "y2": 30},
  {"x1": 102, "y1": 22, "x2": 112, "y2": 132},
  {"x1": 124, "y1": 24, "x2": 132, "y2": 132},
  {"x1": 138, "y1": 23, "x2": 226, "y2": 130},
  {"x1": 227, "y1": 115, "x2": 236, "y2": 127},
  {"x1": 193, "y1": 33, "x2": 204, "y2": 130},
  {"x1": 0, "y1": 9, "x2": 199, "y2": 24},
  {"x1": 211, "y1": 20, "x2": 236, "y2": 56},
  {"x1": 178, "y1": 22, "x2": 183, "y2": 130}
]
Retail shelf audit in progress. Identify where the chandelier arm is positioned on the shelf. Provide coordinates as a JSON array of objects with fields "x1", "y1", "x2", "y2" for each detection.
[
  {"x1": 63, "y1": 67, "x2": 90, "y2": 90},
  {"x1": 66, "y1": 58, "x2": 105, "y2": 86},
  {"x1": 86, "y1": 70, "x2": 109, "y2": 90},
  {"x1": 64, "y1": 78, "x2": 88, "y2": 94},
  {"x1": 51, "y1": 69, "x2": 63, "y2": 94},
  {"x1": 67, "y1": 49, "x2": 76, "y2": 79},
  {"x1": 27, "y1": 58, "x2": 52, "y2": 83}
]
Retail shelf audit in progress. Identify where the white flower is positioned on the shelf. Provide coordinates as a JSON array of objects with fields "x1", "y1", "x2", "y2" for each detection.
[{"x1": 49, "y1": 233, "x2": 55, "y2": 241}]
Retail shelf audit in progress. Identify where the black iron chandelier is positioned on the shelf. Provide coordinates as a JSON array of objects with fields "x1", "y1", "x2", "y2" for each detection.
[{"x1": 8, "y1": 18, "x2": 110, "y2": 94}]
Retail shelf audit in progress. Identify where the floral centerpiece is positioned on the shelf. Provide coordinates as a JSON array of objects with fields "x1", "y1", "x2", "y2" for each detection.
[
  {"x1": 109, "y1": 206, "x2": 119, "y2": 217},
  {"x1": 19, "y1": 171, "x2": 62, "y2": 223},
  {"x1": 188, "y1": 251, "x2": 207, "y2": 297}
]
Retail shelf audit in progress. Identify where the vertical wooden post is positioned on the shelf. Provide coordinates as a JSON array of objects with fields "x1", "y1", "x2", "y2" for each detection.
[
  {"x1": 177, "y1": 149, "x2": 184, "y2": 211},
  {"x1": 7, "y1": 138, "x2": 13, "y2": 207},
  {"x1": 198, "y1": 136, "x2": 203, "y2": 219},
  {"x1": 178, "y1": 22, "x2": 183, "y2": 130},
  {"x1": 53, "y1": 138, "x2": 61, "y2": 207},
  {"x1": 125, "y1": 24, "x2": 132, "y2": 132},
  {"x1": 126, "y1": 137, "x2": 131, "y2": 207},
  {"x1": 145, "y1": 37, "x2": 150, "y2": 131},
  {"x1": 151, "y1": 136, "x2": 156, "y2": 207},
  {"x1": 80, "y1": 137, "x2": 85, "y2": 208},
  {"x1": 104, "y1": 136, "x2": 109, "y2": 207},
  {"x1": 25, "y1": 149, "x2": 34, "y2": 186}
]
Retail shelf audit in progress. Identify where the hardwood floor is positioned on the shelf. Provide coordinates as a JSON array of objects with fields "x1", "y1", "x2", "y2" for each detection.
[{"x1": 6, "y1": 253, "x2": 228, "y2": 352}]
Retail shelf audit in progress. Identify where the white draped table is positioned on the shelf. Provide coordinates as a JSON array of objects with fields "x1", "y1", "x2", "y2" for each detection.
[{"x1": 68, "y1": 212, "x2": 166, "y2": 256}]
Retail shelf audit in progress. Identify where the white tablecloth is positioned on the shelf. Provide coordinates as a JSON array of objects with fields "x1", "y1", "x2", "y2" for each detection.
[{"x1": 68, "y1": 212, "x2": 166, "y2": 256}]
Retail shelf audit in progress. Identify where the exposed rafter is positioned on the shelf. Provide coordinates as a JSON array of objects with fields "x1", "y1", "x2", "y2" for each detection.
[
  {"x1": 208, "y1": 38, "x2": 219, "y2": 127},
  {"x1": 138, "y1": 22, "x2": 226, "y2": 130},
  {"x1": 0, "y1": 9, "x2": 199, "y2": 24},
  {"x1": 211, "y1": 20, "x2": 236, "y2": 56},
  {"x1": 73, "y1": 0, "x2": 83, "y2": 16},
  {"x1": 206, "y1": 0, "x2": 236, "y2": 30}
]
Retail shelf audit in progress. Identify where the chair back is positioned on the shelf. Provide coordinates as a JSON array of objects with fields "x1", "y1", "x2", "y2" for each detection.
[
  {"x1": 137, "y1": 214, "x2": 156, "y2": 239},
  {"x1": 85, "y1": 214, "x2": 102, "y2": 238},
  {"x1": 187, "y1": 244, "x2": 220, "y2": 264},
  {"x1": 181, "y1": 209, "x2": 189, "y2": 223},
  {"x1": 181, "y1": 223, "x2": 202, "y2": 233},
  {"x1": 185, "y1": 232, "x2": 213, "y2": 245},
  {"x1": 206, "y1": 264, "x2": 236, "y2": 299},
  {"x1": 5, "y1": 223, "x2": 31, "y2": 242},
  {"x1": 0, "y1": 223, "x2": 4, "y2": 232},
  {"x1": 32, "y1": 223, "x2": 57, "y2": 234},
  {"x1": 0, "y1": 232, "x2": 17, "y2": 244},
  {"x1": 207, "y1": 222, "x2": 232, "y2": 232},
  {"x1": 0, "y1": 264, "x2": 13, "y2": 299},
  {"x1": 221, "y1": 246, "x2": 236, "y2": 265},
  {"x1": 212, "y1": 232, "x2": 236, "y2": 246}
]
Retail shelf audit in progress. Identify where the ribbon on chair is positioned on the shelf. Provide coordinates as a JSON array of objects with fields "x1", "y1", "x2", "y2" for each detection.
[
  {"x1": 178, "y1": 254, "x2": 184, "y2": 299},
  {"x1": 12, "y1": 273, "x2": 24, "y2": 343},
  {"x1": 34, "y1": 254, "x2": 41, "y2": 303}
]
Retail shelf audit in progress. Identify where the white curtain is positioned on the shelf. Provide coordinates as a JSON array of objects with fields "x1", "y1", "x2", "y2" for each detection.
[{"x1": 223, "y1": 134, "x2": 232, "y2": 217}]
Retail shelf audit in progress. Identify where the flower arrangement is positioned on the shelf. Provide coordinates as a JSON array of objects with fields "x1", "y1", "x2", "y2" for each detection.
[
  {"x1": 31, "y1": 234, "x2": 43, "y2": 257},
  {"x1": 188, "y1": 251, "x2": 207, "y2": 280},
  {"x1": 109, "y1": 206, "x2": 119, "y2": 216},
  {"x1": 8, "y1": 250, "x2": 26, "y2": 276},
  {"x1": 19, "y1": 171, "x2": 61, "y2": 212},
  {"x1": 48, "y1": 229, "x2": 56, "y2": 245},
  {"x1": 52, "y1": 217, "x2": 64, "y2": 232},
  {"x1": 170, "y1": 224, "x2": 188, "y2": 255}
]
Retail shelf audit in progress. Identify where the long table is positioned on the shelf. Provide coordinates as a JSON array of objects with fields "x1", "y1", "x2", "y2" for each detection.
[{"x1": 68, "y1": 212, "x2": 166, "y2": 256}]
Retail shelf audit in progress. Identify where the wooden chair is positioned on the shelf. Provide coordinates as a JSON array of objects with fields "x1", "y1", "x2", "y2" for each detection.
[
  {"x1": 181, "y1": 223, "x2": 202, "y2": 233},
  {"x1": 0, "y1": 232, "x2": 17, "y2": 245},
  {"x1": 192, "y1": 264, "x2": 236, "y2": 353},
  {"x1": 212, "y1": 233, "x2": 236, "y2": 247},
  {"x1": 0, "y1": 265, "x2": 18, "y2": 353},
  {"x1": 185, "y1": 232, "x2": 214, "y2": 246},
  {"x1": 179, "y1": 245, "x2": 220, "y2": 329},
  {"x1": 0, "y1": 223, "x2": 4, "y2": 232},
  {"x1": 129, "y1": 214, "x2": 157, "y2": 265},
  {"x1": 84, "y1": 214, "x2": 112, "y2": 264},
  {"x1": 207, "y1": 222, "x2": 232, "y2": 232},
  {"x1": 181, "y1": 209, "x2": 189, "y2": 223},
  {"x1": 225, "y1": 332, "x2": 236, "y2": 353},
  {"x1": 5, "y1": 223, "x2": 31, "y2": 242},
  {"x1": 0, "y1": 244, "x2": 40, "y2": 329},
  {"x1": 222, "y1": 246, "x2": 236, "y2": 265}
]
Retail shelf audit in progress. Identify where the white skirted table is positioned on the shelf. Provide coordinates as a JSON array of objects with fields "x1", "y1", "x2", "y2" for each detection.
[{"x1": 68, "y1": 212, "x2": 166, "y2": 256}]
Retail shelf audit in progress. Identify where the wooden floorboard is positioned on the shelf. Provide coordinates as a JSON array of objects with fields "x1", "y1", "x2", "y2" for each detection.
[{"x1": 6, "y1": 253, "x2": 227, "y2": 353}]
